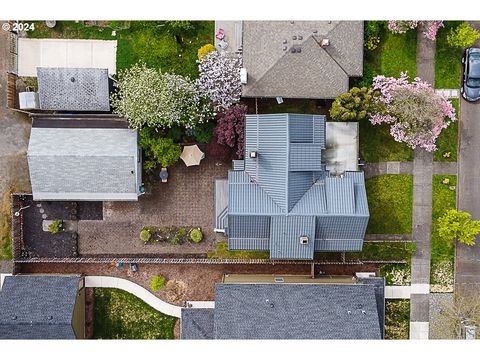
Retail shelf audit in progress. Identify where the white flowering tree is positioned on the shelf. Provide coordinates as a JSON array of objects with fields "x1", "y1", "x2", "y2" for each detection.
[
  {"x1": 197, "y1": 51, "x2": 242, "y2": 111},
  {"x1": 111, "y1": 63, "x2": 214, "y2": 129}
]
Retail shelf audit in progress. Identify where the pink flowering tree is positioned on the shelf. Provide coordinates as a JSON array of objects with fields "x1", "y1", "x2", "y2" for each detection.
[
  {"x1": 369, "y1": 73, "x2": 456, "y2": 152},
  {"x1": 197, "y1": 51, "x2": 242, "y2": 111},
  {"x1": 388, "y1": 20, "x2": 444, "y2": 40},
  {"x1": 214, "y1": 105, "x2": 247, "y2": 158}
]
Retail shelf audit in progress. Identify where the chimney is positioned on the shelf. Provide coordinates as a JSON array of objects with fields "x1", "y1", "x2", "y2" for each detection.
[{"x1": 320, "y1": 38, "x2": 330, "y2": 48}]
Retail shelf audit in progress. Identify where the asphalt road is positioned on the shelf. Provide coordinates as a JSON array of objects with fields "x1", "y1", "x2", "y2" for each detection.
[{"x1": 455, "y1": 25, "x2": 480, "y2": 285}]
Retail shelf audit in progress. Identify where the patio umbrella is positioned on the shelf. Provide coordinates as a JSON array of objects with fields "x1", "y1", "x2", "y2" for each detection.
[{"x1": 180, "y1": 145, "x2": 205, "y2": 167}]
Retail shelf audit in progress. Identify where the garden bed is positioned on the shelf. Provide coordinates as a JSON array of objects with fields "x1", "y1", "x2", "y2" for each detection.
[
  {"x1": 366, "y1": 175, "x2": 414, "y2": 234},
  {"x1": 430, "y1": 175, "x2": 456, "y2": 292},
  {"x1": 385, "y1": 299, "x2": 410, "y2": 339},
  {"x1": 93, "y1": 288, "x2": 176, "y2": 339}
]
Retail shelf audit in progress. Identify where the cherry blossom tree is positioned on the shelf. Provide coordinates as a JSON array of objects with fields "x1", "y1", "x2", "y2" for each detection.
[
  {"x1": 368, "y1": 73, "x2": 456, "y2": 152},
  {"x1": 111, "y1": 63, "x2": 214, "y2": 130},
  {"x1": 197, "y1": 51, "x2": 242, "y2": 111},
  {"x1": 388, "y1": 20, "x2": 444, "y2": 40}
]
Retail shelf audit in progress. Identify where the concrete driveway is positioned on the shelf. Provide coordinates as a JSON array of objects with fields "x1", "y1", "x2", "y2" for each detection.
[{"x1": 455, "y1": 24, "x2": 480, "y2": 285}]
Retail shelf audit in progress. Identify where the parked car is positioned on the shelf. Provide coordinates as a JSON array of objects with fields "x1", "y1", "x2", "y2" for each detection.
[{"x1": 462, "y1": 48, "x2": 480, "y2": 102}]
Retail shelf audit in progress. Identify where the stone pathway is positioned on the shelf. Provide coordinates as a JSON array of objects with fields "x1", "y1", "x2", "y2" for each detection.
[
  {"x1": 409, "y1": 23, "x2": 436, "y2": 340},
  {"x1": 364, "y1": 161, "x2": 457, "y2": 179},
  {"x1": 435, "y1": 88, "x2": 459, "y2": 99}
]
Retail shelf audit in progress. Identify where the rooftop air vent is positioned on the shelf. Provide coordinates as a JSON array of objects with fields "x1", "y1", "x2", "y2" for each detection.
[
  {"x1": 283, "y1": 39, "x2": 287, "y2": 44},
  {"x1": 320, "y1": 38, "x2": 330, "y2": 48},
  {"x1": 299, "y1": 235, "x2": 309, "y2": 245},
  {"x1": 297, "y1": 48, "x2": 301, "y2": 53},
  {"x1": 249, "y1": 151, "x2": 258, "y2": 159},
  {"x1": 298, "y1": 35, "x2": 303, "y2": 40},
  {"x1": 291, "y1": 48, "x2": 297, "y2": 53},
  {"x1": 292, "y1": 35, "x2": 297, "y2": 40},
  {"x1": 283, "y1": 46, "x2": 287, "y2": 51}
]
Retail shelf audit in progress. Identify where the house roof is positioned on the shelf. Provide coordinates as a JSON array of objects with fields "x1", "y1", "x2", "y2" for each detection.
[
  {"x1": 27, "y1": 116, "x2": 140, "y2": 201},
  {"x1": 37, "y1": 67, "x2": 110, "y2": 111},
  {"x1": 227, "y1": 113, "x2": 369, "y2": 259},
  {"x1": 180, "y1": 308, "x2": 214, "y2": 339},
  {"x1": 242, "y1": 21, "x2": 363, "y2": 99},
  {"x1": 0, "y1": 275, "x2": 80, "y2": 339},
  {"x1": 213, "y1": 283, "x2": 383, "y2": 339}
]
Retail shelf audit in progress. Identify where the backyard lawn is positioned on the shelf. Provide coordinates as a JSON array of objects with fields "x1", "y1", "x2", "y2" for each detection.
[
  {"x1": 346, "y1": 241, "x2": 415, "y2": 262},
  {"x1": 435, "y1": 21, "x2": 463, "y2": 89},
  {"x1": 433, "y1": 99, "x2": 459, "y2": 162},
  {"x1": 431, "y1": 175, "x2": 457, "y2": 287},
  {"x1": 93, "y1": 288, "x2": 176, "y2": 339},
  {"x1": 385, "y1": 300, "x2": 410, "y2": 339},
  {"x1": 366, "y1": 175, "x2": 414, "y2": 234},
  {"x1": 28, "y1": 21, "x2": 214, "y2": 77}
]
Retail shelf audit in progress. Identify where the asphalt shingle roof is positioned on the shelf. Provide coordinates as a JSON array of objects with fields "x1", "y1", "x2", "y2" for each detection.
[
  {"x1": 37, "y1": 67, "x2": 110, "y2": 111},
  {"x1": 180, "y1": 308, "x2": 214, "y2": 339},
  {"x1": 0, "y1": 276, "x2": 80, "y2": 339},
  {"x1": 242, "y1": 21, "x2": 363, "y2": 99},
  {"x1": 28, "y1": 123, "x2": 140, "y2": 201},
  {"x1": 213, "y1": 283, "x2": 383, "y2": 339}
]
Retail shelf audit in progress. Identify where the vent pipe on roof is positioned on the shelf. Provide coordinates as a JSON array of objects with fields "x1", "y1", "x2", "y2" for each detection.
[{"x1": 320, "y1": 39, "x2": 330, "y2": 48}]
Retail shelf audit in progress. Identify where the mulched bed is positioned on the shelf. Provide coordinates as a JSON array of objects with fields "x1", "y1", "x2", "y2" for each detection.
[{"x1": 18, "y1": 262, "x2": 381, "y2": 305}]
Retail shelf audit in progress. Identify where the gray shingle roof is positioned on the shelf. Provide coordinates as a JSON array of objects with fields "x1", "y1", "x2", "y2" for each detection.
[
  {"x1": 28, "y1": 125, "x2": 140, "y2": 201},
  {"x1": 242, "y1": 21, "x2": 364, "y2": 99},
  {"x1": 0, "y1": 275, "x2": 80, "y2": 339},
  {"x1": 213, "y1": 283, "x2": 383, "y2": 339},
  {"x1": 37, "y1": 67, "x2": 110, "y2": 111},
  {"x1": 180, "y1": 308, "x2": 214, "y2": 339},
  {"x1": 227, "y1": 113, "x2": 369, "y2": 258}
]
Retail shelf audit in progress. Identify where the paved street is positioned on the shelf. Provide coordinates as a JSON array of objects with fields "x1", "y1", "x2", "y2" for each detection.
[{"x1": 455, "y1": 24, "x2": 480, "y2": 285}]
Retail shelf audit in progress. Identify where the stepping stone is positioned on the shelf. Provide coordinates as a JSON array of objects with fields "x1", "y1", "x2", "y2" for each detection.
[
  {"x1": 39, "y1": 208, "x2": 45, "y2": 214},
  {"x1": 42, "y1": 214, "x2": 47, "y2": 220},
  {"x1": 36, "y1": 204, "x2": 42, "y2": 208}
]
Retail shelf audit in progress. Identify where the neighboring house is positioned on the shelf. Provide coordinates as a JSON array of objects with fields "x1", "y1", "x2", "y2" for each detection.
[
  {"x1": 215, "y1": 113, "x2": 369, "y2": 260},
  {"x1": 241, "y1": 21, "x2": 363, "y2": 99},
  {"x1": 0, "y1": 275, "x2": 85, "y2": 339},
  {"x1": 36, "y1": 67, "x2": 112, "y2": 112},
  {"x1": 27, "y1": 114, "x2": 142, "y2": 201},
  {"x1": 181, "y1": 275, "x2": 385, "y2": 340}
]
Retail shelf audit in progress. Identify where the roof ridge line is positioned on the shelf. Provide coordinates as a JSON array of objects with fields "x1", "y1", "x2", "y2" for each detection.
[{"x1": 311, "y1": 36, "x2": 349, "y2": 77}]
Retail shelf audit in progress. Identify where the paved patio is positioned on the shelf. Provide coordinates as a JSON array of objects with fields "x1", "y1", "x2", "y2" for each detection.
[{"x1": 78, "y1": 156, "x2": 229, "y2": 256}]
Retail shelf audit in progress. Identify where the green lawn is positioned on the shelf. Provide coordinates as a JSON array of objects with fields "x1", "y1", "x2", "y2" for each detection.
[
  {"x1": 435, "y1": 21, "x2": 463, "y2": 89},
  {"x1": 433, "y1": 99, "x2": 459, "y2": 162},
  {"x1": 346, "y1": 241, "x2": 415, "y2": 262},
  {"x1": 366, "y1": 175, "x2": 414, "y2": 234},
  {"x1": 431, "y1": 175, "x2": 457, "y2": 284},
  {"x1": 385, "y1": 300, "x2": 410, "y2": 339},
  {"x1": 359, "y1": 26, "x2": 417, "y2": 87},
  {"x1": 207, "y1": 241, "x2": 270, "y2": 259},
  {"x1": 359, "y1": 120, "x2": 414, "y2": 162},
  {"x1": 28, "y1": 21, "x2": 214, "y2": 77},
  {"x1": 93, "y1": 288, "x2": 176, "y2": 339}
]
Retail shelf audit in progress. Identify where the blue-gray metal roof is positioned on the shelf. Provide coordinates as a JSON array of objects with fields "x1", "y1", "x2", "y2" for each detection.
[
  {"x1": 0, "y1": 275, "x2": 80, "y2": 339},
  {"x1": 180, "y1": 308, "x2": 214, "y2": 339},
  {"x1": 214, "y1": 283, "x2": 383, "y2": 339},
  {"x1": 227, "y1": 113, "x2": 369, "y2": 259},
  {"x1": 270, "y1": 216, "x2": 315, "y2": 259}
]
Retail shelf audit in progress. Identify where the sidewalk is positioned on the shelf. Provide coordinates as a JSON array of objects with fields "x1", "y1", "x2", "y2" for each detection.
[
  {"x1": 409, "y1": 23, "x2": 436, "y2": 340},
  {"x1": 364, "y1": 161, "x2": 457, "y2": 179}
]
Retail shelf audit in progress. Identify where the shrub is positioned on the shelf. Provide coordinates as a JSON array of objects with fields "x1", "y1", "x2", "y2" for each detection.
[
  {"x1": 164, "y1": 21, "x2": 193, "y2": 34},
  {"x1": 140, "y1": 228, "x2": 152, "y2": 243},
  {"x1": 189, "y1": 228, "x2": 203, "y2": 243},
  {"x1": 387, "y1": 20, "x2": 443, "y2": 40},
  {"x1": 330, "y1": 87, "x2": 378, "y2": 121},
  {"x1": 447, "y1": 22, "x2": 480, "y2": 48},
  {"x1": 48, "y1": 220, "x2": 64, "y2": 234},
  {"x1": 194, "y1": 122, "x2": 215, "y2": 144},
  {"x1": 140, "y1": 128, "x2": 181, "y2": 169},
  {"x1": 214, "y1": 105, "x2": 247, "y2": 158},
  {"x1": 364, "y1": 36, "x2": 380, "y2": 50},
  {"x1": 364, "y1": 21, "x2": 384, "y2": 50},
  {"x1": 197, "y1": 44, "x2": 216, "y2": 61},
  {"x1": 178, "y1": 227, "x2": 187, "y2": 237},
  {"x1": 151, "y1": 275, "x2": 166, "y2": 291}
]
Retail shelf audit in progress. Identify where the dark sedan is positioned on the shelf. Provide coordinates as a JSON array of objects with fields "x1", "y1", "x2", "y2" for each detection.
[{"x1": 462, "y1": 47, "x2": 480, "y2": 102}]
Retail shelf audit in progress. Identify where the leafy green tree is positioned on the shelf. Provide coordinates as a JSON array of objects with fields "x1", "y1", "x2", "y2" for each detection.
[
  {"x1": 437, "y1": 209, "x2": 480, "y2": 246},
  {"x1": 164, "y1": 21, "x2": 194, "y2": 44},
  {"x1": 447, "y1": 22, "x2": 480, "y2": 48},
  {"x1": 330, "y1": 87, "x2": 378, "y2": 121},
  {"x1": 140, "y1": 128, "x2": 181, "y2": 169}
]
